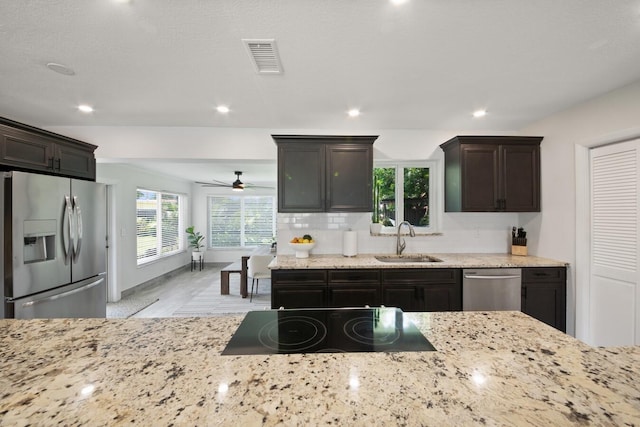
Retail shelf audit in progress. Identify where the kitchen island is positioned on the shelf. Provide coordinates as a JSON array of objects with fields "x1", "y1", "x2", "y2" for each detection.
[{"x1": 1, "y1": 312, "x2": 638, "y2": 426}]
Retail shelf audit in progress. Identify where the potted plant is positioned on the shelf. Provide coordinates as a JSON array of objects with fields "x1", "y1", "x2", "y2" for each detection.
[{"x1": 185, "y1": 226, "x2": 205, "y2": 259}]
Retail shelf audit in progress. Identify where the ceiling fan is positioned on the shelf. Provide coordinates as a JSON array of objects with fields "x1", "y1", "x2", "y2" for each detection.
[{"x1": 196, "y1": 171, "x2": 274, "y2": 191}]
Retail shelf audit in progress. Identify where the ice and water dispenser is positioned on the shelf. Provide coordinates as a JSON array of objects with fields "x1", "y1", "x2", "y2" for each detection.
[{"x1": 23, "y1": 220, "x2": 56, "y2": 264}]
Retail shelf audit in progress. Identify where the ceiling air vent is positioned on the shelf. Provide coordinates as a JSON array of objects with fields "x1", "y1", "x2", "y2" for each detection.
[{"x1": 242, "y1": 39, "x2": 283, "y2": 74}]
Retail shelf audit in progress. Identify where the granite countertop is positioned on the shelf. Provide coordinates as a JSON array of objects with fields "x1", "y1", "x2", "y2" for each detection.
[
  {"x1": 270, "y1": 253, "x2": 568, "y2": 269},
  {"x1": 1, "y1": 312, "x2": 638, "y2": 426}
]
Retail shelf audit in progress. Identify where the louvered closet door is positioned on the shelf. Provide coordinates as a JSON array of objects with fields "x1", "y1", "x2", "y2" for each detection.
[{"x1": 589, "y1": 139, "x2": 640, "y2": 346}]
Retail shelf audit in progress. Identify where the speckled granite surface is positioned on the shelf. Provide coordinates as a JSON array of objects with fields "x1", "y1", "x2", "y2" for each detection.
[
  {"x1": 270, "y1": 253, "x2": 568, "y2": 269},
  {"x1": 1, "y1": 312, "x2": 637, "y2": 426}
]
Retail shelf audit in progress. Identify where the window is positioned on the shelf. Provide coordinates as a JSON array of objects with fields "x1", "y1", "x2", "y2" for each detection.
[
  {"x1": 136, "y1": 189, "x2": 184, "y2": 265},
  {"x1": 208, "y1": 195, "x2": 275, "y2": 248},
  {"x1": 373, "y1": 162, "x2": 437, "y2": 231}
]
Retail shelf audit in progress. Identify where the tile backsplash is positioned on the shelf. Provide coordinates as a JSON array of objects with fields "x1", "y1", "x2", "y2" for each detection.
[{"x1": 277, "y1": 212, "x2": 520, "y2": 256}]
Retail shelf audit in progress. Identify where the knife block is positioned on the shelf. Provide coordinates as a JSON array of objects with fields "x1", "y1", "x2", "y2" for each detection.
[{"x1": 511, "y1": 245, "x2": 528, "y2": 256}]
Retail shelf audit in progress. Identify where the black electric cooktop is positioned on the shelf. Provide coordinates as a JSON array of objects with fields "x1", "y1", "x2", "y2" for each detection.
[{"x1": 221, "y1": 307, "x2": 436, "y2": 355}]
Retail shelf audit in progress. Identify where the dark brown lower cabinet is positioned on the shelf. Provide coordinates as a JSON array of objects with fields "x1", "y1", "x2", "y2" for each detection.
[
  {"x1": 381, "y1": 269, "x2": 462, "y2": 312},
  {"x1": 271, "y1": 284, "x2": 327, "y2": 309},
  {"x1": 521, "y1": 268, "x2": 566, "y2": 332},
  {"x1": 272, "y1": 267, "x2": 565, "y2": 327},
  {"x1": 272, "y1": 268, "x2": 461, "y2": 311},
  {"x1": 327, "y1": 270, "x2": 381, "y2": 307},
  {"x1": 271, "y1": 270, "x2": 327, "y2": 309}
]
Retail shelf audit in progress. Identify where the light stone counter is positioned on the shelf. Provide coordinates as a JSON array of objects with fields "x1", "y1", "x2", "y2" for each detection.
[
  {"x1": 270, "y1": 253, "x2": 568, "y2": 269},
  {"x1": 1, "y1": 312, "x2": 638, "y2": 426}
]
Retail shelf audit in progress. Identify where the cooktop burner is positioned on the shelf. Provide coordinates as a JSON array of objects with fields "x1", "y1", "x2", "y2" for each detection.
[{"x1": 221, "y1": 307, "x2": 436, "y2": 355}]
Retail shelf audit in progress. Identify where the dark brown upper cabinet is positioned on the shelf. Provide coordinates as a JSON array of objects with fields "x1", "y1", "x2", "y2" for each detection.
[
  {"x1": 0, "y1": 117, "x2": 97, "y2": 181},
  {"x1": 273, "y1": 135, "x2": 377, "y2": 213},
  {"x1": 440, "y1": 136, "x2": 543, "y2": 212}
]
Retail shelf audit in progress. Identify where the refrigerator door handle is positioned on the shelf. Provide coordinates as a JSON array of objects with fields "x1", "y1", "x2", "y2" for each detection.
[
  {"x1": 72, "y1": 196, "x2": 83, "y2": 263},
  {"x1": 63, "y1": 195, "x2": 73, "y2": 263},
  {"x1": 18, "y1": 277, "x2": 105, "y2": 308}
]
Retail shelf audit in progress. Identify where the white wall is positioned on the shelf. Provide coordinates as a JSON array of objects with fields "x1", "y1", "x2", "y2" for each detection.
[
  {"x1": 519, "y1": 79, "x2": 640, "y2": 338},
  {"x1": 97, "y1": 163, "x2": 193, "y2": 300}
]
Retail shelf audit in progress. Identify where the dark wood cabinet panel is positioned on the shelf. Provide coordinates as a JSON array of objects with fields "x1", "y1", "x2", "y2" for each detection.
[
  {"x1": 328, "y1": 285, "x2": 380, "y2": 308},
  {"x1": 276, "y1": 142, "x2": 325, "y2": 212},
  {"x1": 501, "y1": 144, "x2": 540, "y2": 212},
  {"x1": 440, "y1": 136, "x2": 542, "y2": 212},
  {"x1": 461, "y1": 144, "x2": 500, "y2": 211},
  {"x1": 56, "y1": 142, "x2": 97, "y2": 180},
  {"x1": 328, "y1": 269, "x2": 380, "y2": 284},
  {"x1": 326, "y1": 144, "x2": 373, "y2": 211},
  {"x1": 273, "y1": 135, "x2": 377, "y2": 213},
  {"x1": 328, "y1": 269, "x2": 380, "y2": 307},
  {"x1": 383, "y1": 286, "x2": 421, "y2": 311},
  {"x1": 271, "y1": 269, "x2": 328, "y2": 309},
  {"x1": 521, "y1": 267, "x2": 566, "y2": 332},
  {"x1": 1, "y1": 126, "x2": 55, "y2": 172},
  {"x1": 0, "y1": 117, "x2": 97, "y2": 180},
  {"x1": 272, "y1": 285, "x2": 327, "y2": 309},
  {"x1": 381, "y1": 269, "x2": 462, "y2": 312},
  {"x1": 422, "y1": 284, "x2": 462, "y2": 312}
]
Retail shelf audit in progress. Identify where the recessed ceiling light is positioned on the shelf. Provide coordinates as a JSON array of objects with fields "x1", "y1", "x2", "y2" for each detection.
[
  {"x1": 78, "y1": 105, "x2": 94, "y2": 113},
  {"x1": 216, "y1": 105, "x2": 230, "y2": 114},
  {"x1": 472, "y1": 109, "x2": 487, "y2": 118},
  {"x1": 347, "y1": 109, "x2": 360, "y2": 117},
  {"x1": 46, "y1": 62, "x2": 75, "y2": 76},
  {"x1": 390, "y1": 0, "x2": 409, "y2": 5}
]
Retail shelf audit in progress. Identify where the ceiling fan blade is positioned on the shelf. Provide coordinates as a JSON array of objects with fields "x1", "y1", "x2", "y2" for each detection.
[
  {"x1": 196, "y1": 181, "x2": 230, "y2": 187},
  {"x1": 210, "y1": 179, "x2": 232, "y2": 185},
  {"x1": 244, "y1": 184, "x2": 275, "y2": 189}
]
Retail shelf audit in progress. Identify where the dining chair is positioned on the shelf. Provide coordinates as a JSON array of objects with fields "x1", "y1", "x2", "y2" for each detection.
[{"x1": 248, "y1": 255, "x2": 274, "y2": 302}]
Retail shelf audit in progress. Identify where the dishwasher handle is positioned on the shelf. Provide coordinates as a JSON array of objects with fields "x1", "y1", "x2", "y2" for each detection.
[{"x1": 463, "y1": 274, "x2": 521, "y2": 280}]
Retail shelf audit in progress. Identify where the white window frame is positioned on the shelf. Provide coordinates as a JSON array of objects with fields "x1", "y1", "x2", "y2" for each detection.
[
  {"x1": 374, "y1": 160, "x2": 440, "y2": 234},
  {"x1": 136, "y1": 188, "x2": 185, "y2": 266},
  {"x1": 207, "y1": 195, "x2": 276, "y2": 249}
]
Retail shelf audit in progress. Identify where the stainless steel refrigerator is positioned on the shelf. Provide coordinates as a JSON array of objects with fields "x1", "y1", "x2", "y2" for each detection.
[{"x1": 1, "y1": 171, "x2": 106, "y2": 318}]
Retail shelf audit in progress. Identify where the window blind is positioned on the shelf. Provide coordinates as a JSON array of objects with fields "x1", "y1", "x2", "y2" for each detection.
[
  {"x1": 209, "y1": 196, "x2": 242, "y2": 247},
  {"x1": 209, "y1": 195, "x2": 275, "y2": 248},
  {"x1": 137, "y1": 189, "x2": 184, "y2": 264}
]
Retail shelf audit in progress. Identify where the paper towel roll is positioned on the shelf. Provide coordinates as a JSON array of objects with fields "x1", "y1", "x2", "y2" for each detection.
[{"x1": 343, "y1": 231, "x2": 357, "y2": 257}]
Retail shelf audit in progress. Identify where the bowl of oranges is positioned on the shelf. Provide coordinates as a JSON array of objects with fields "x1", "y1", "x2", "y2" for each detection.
[{"x1": 288, "y1": 234, "x2": 316, "y2": 258}]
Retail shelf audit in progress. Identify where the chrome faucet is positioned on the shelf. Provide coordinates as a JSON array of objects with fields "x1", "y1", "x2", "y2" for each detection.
[{"x1": 396, "y1": 221, "x2": 415, "y2": 255}]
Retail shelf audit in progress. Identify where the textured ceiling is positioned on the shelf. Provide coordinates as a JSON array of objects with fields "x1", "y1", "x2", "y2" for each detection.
[
  {"x1": 1, "y1": 1, "x2": 640, "y2": 184},
  {"x1": 1, "y1": 0, "x2": 639, "y2": 131}
]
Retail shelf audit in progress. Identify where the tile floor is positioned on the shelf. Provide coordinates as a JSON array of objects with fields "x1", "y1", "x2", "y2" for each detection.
[{"x1": 122, "y1": 263, "x2": 271, "y2": 318}]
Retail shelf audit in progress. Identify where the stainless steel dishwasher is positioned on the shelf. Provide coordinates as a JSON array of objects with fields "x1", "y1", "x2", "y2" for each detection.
[{"x1": 462, "y1": 268, "x2": 522, "y2": 311}]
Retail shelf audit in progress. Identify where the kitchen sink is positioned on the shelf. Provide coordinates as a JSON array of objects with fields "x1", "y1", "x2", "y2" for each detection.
[{"x1": 375, "y1": 254, "x2": 443, "y2": 263}]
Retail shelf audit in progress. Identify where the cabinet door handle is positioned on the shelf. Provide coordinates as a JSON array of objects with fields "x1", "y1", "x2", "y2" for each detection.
[{"x1": 55, "y1": 158, "x2": 61, "y2": 170}]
